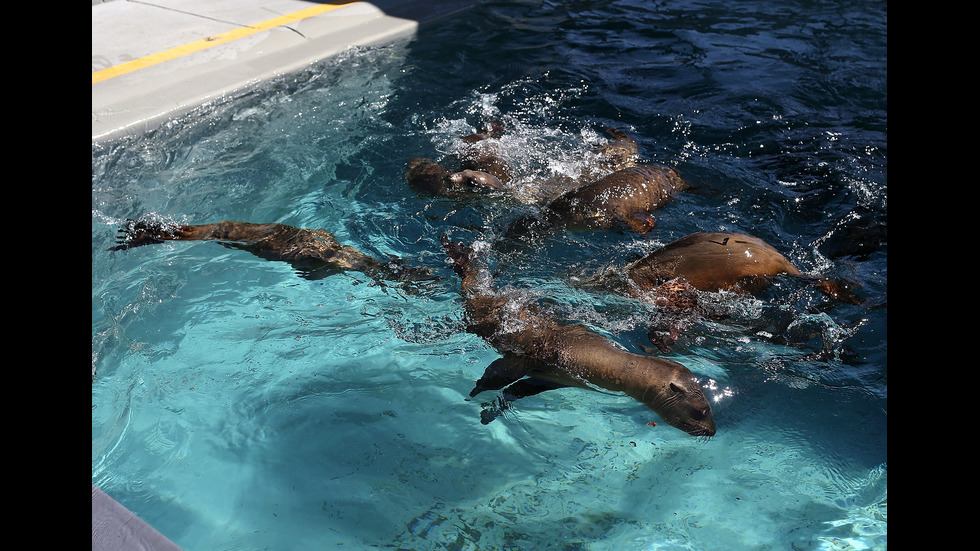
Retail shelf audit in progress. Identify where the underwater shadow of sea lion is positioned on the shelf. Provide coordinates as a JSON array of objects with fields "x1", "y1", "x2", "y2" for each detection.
[
  {"x1": 441, "y1": 235, "x2": 716, "y2": 438},
  {"x1": 108, "y1": 216, "x2": 437, "y2": 285}
]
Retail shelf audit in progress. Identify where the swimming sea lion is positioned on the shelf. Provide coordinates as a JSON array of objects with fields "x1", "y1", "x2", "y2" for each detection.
[
  {"x1": 108, "y1": 216, "x2": 435, "y2": 283},
  {"x1": 506, "y1": 164, "x2": 689, "y2": 239},
  {"x1": 605, "y1": 232, "x2": 861, "y2": 350},
  {"x1": 624, "y1": 232, "x2": 860, "y2": 299},
  {"x1": 404, "y1": 158, "x2": 506, "y2": 197},
  {"x1": 626, "y1": 232, "x2": 804, "y2": 294},
  {"x1": 442, "y1": 236, "x2": 716, "y2": 437}
]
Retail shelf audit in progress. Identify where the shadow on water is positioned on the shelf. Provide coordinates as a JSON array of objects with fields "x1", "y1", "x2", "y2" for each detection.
[{"x1": 93, "y1": 0, "x2": 886, "y2": 549}]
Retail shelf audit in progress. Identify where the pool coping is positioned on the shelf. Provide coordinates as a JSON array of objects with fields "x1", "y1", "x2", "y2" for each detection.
[{"x1": 92, "y1": 0, "x2": 484, "y2": 143}]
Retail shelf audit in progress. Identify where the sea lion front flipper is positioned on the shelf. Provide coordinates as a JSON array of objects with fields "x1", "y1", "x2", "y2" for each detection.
[
  {"x1": 469, "y1": 355, "x2": 531, "y2": 397},
  {"x1": 646, "y1": 324, "x2": 682, "y2": 353},
  {"x1": 478, "y1": 377, "x2": 570, "y2": 425},
  {"x1": 501, "y1": 377, "x2": 568, "y2": 400}
]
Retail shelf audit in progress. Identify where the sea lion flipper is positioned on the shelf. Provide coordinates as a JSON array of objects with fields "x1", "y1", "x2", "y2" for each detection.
[
  {"x1": 501, "y1": 377, "x2": 568, "y2": 400},
  {"x1": 646, "y1": 324, "x2": 682, "y2": 353},
  {"x1": 469, "y1": 356, "x2": 531, "y2": 397},
  {"x1": 620, "y1": 212, "x2": 657, "y2": 233},
  {"x1": 603, "y1": 126, "x2": 630, "y2": 141},
  {"x1": 477, "y1": 377, "x2": 568, "y2": 425},
  {"x1": 812, "y1": 278, "x2": 863, "y2": 305},
  {"x1": 441, "y1": 234, "x2": 475, "y2": 279},
  {"x1": 108, "y1": 217, "x2": 188, "y2": 251}
]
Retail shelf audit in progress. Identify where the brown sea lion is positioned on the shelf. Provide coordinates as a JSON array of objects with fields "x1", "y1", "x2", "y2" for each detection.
[
  {"x1": 108, "y1": 216, "x2": 435, "y2": 283},
  {"x1": 606, "y1": 232, "x2": 861, "y2": 351},
  {"x1": 626, "y1": 232, "x2": 805, "y2": 294},
  {"x1": 506, "y1": 164, "x2": 689, "y2": 239},
  {"x1": 624, "y1": 232, "x2": 860, "y2": 299},
  {"x1": 442, "y1": 236, "x2": 716, "y2": 438},
  {"x1": 404, "y1": 158, "x2": 506, "y2": 198}
]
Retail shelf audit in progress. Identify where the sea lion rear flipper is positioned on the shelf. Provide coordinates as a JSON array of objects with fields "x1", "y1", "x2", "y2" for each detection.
[
  {"x1": 107, "y1": 217, "x2": 192, "y2": 251},
  {"x1": 646, "y1": 324, "x2": 682, "y2": 353},
  {"x1": 603, "y1": 127, "x2": 630, "y2": 141},
  {"x1": 441, "y1": 235, "x2": 476, "y2": 279},
  {"x1": 791, "y1": 274, "x2": 863, "y2": 306}
]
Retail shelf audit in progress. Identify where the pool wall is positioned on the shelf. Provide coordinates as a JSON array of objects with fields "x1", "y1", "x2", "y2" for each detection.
[{"x1": 93, "y1": 485, "x2": 182, "y2": 551}]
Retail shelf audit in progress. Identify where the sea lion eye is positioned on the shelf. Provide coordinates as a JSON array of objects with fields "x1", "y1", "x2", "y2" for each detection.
[{"x1": 669, "y1": 382, "x2": 685, "y2": 394}]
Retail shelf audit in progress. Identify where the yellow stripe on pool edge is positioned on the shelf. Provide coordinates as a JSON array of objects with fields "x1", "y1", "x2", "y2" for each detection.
[{"x1": 92, "y1": 2, "x2": 359, "y2": 84}]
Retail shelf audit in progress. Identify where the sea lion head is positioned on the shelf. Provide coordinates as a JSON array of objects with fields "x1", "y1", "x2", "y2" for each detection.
[
  {"x1": 634, "y1": 358, "x2": 716, "y2": 438},
  {"x1": 405, "y1": 158, "x2": 451, "y2": 195}
]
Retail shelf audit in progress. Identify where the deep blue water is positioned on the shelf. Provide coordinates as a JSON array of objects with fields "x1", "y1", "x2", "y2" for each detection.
[{"x1": 92, "y1": 0, "x2": 886, "y2": 549}]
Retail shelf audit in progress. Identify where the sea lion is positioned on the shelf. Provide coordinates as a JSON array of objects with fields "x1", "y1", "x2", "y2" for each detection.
[
  {"x1": 624, "y1": 232, "x2": 860, "y2": 299},
  {"x1": 601, "y1": 232, "x2": 861, "y2": 351},
  {"x1": 442, "y1": 236, "x2": 716, "y2": 438},
  {"x1": 108, "y1": 215, "x2": 435, "y2": 283},
  {"x1": 626, "y1": 232, "x2": 805, "y2": 294},
  {"x1": 404, "y1": 158, "x2": 506, "y2": 197},
  {"x1": 506, "y1": 164, "x2": 689, "y2": 239},
  {"x1": 507, "y1": 128, "x2": 642, "y2": 206}
]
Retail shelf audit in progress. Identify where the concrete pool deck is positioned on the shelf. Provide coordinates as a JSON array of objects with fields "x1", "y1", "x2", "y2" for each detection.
[
  {"x1": 92, "y1": 0, "x2": 483, "y2": 143},
  {"x1": 92, "y1": 1, "x2": 482, "y2": 548}
]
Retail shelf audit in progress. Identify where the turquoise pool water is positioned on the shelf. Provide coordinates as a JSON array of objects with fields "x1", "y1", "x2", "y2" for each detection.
[{"x1": 92, "y1": 1, "x2": 886, "y2": 549}]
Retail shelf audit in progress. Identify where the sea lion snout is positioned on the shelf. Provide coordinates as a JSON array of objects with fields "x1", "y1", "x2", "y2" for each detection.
[{"x1": 637, "y1": 368, "x2": 716, "y2": 437}]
